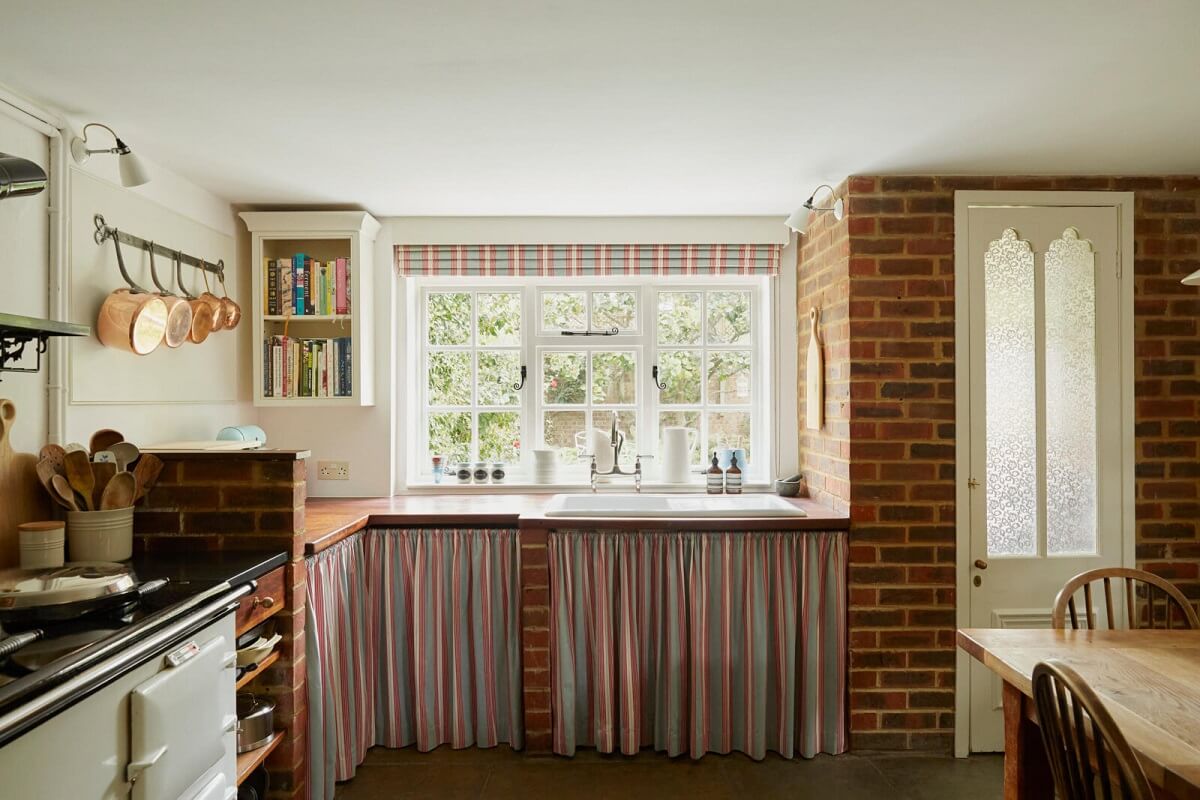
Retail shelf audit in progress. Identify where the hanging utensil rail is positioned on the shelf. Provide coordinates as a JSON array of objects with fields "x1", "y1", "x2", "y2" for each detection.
[{"x1": 92, "y1": 214, "x2": 224, "y2": 280}]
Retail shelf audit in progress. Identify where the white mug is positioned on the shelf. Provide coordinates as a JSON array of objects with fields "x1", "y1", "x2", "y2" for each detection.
[{"x1": 661, "y1": 427, "x2": 698, "y2": 483}]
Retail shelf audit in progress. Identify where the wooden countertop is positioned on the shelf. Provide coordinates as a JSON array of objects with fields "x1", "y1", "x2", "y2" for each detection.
[{"x1": 305, "y1": 494, "x2": 849, "y2": 555}]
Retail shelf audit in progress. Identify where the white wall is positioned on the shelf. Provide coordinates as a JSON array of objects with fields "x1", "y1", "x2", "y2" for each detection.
[{"x1": 0, "y1": 109, "x2": 50, "y2": 454}]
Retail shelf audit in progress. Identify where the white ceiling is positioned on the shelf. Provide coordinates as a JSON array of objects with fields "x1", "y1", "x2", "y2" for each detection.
[{"x1": 2, "y1": 0, "x2": 1198, "y2": 215}]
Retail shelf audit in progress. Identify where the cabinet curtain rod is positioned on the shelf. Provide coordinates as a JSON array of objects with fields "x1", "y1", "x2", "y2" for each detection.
[{"x1": 92, "y1": 213, "x2": 225, "y2": 279}]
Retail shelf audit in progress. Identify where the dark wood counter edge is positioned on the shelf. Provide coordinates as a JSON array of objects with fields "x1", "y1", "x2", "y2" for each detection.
[
  {"x1": 304, "y1": 497, "x2": 850, "y2": 556},
  {"x1": 140, "y1": 449, "x2": 312, "y2": 460}
]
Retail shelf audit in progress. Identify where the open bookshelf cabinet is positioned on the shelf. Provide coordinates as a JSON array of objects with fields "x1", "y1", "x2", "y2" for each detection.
[{"x1": 240, "y1": 211, "x2": 380, "y2": 407}]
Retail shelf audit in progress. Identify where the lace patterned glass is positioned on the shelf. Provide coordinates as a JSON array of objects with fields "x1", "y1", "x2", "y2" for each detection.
[
  {"x1": 984, "y1": 229, "x2": 1038, "y2": 556},
  {"x1": 1044, "y1": 228, "x2": 1098, "y2": 555}
]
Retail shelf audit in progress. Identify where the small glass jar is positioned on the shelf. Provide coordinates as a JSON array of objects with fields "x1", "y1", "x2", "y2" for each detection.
[
  {"x1": 455, "y1": 463, "x2": 472, "y2": 484},
  {"x1": 431, "y1": 455, "x2": 445, "y2": 484},
  {"x1": 490, "y1": 463, "x2": 506, "y2": 484},
  {"x1": 473, "y1": 462, "x2": 490, "y2": 484}
]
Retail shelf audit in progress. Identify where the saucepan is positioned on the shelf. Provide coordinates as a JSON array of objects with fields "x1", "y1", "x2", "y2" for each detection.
[
  {"x1": 236, "y1": 693, "x2": 276, "y2": 753},
  {"x1": 95, "y1": 233, "x2": 167, "y2": 355},
  {"x1": 146, "y1": 243, "x2": 193, "y2": 349},
  {"x1": 175, "y1": 250, "x2": 215, "y2": 343}
]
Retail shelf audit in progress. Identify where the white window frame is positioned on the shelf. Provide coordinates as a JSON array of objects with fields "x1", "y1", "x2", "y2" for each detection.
[{"x1": 407, "y1": 275, "x2": 772, "y2": 487}]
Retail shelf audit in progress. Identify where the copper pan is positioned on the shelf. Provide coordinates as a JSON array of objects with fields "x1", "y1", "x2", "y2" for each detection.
[
  {"x1": 146, "y1": 244, "x2": 192, "y2": 348},
  {"x1": 95, "y1": 233, "x2": 165, "y2": 355}
]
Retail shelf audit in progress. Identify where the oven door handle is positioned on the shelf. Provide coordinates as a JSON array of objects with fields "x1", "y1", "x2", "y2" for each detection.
[{"x1": 126, "y1": 744, "x2": 167, "y2": 785}]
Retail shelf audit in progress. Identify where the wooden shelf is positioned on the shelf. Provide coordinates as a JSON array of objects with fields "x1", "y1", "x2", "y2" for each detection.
[
  {"x1": 237, "y1": 730, "x2": 284, "y2": 786},
  {"x1": 263, "y1": 314, "x2": 352, "y2": 322},
  {"x1": 235, "y1": 650, "x2": 280, "y2": 690}
]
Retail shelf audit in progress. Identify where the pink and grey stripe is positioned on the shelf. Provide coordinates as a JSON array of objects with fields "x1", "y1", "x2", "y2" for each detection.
[
  {"x1": 395, "y1": 244, "x2": 781, "y2": 277},
  {"x1": 549, "y1": 530, "x2": 847, "y2": 760},
  {"x1": 306, "y1": 529, "x2": 523, "y2": 800}
]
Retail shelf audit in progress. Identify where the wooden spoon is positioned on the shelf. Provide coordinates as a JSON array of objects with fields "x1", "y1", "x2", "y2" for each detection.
[
  {"x1": 36, "y1": 459, "x2": 62, "y2": 503},
  {"x1": 64, "y1": 449, "x2": 96, "y2": 510},
  {"x1": 110, "y1": 441, "x2": 140, "y2": 473},
  {"x1": 132, "y1": 453, "x2": 164, "y2": 502},
  {"x1": 38, "y1": 444, "x2": 65, "y2": 475},
  {"x1": 89, "y1": 429, "x2": 124, "y2": 456},
  {"x1": 91, "y1": 462, "x2": 117, "y2": 510},
  {"x1": 100, "y1": 471, "x2": 136, "y2": 510},
  {"x1": 51, "y1": 474, "x2": 81, "y2": 512}
]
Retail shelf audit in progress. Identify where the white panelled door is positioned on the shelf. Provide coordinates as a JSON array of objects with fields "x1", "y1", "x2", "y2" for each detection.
[{"x1": 956, "y1": 196, "x2": 1133, "y2": 753}]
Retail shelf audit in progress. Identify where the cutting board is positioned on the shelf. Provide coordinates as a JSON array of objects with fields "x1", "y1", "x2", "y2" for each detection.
[
  {"x1": 0, "y1": 399, "x2": 53, "y2": 567},
  {"x1": 806, "y1": 308, "x2": 824, "y2": 430}
]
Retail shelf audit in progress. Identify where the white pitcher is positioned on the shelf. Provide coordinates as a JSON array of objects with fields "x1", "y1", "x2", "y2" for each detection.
[
  {"x1": 661, "y1": 426, "x2": 698, "y2": 483},
  {"x1": 589, "y1": 427, "x2": 615, "y2": 473}
]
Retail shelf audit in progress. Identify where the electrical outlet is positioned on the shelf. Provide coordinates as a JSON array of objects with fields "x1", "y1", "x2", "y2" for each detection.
[{"x1": 317, "y1": 460, "x2": 350, "y2": 481}]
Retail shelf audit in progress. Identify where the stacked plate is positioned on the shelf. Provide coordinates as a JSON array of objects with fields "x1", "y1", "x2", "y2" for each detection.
[{"x1": 531, "y1": 449, "x2": 558, "y2": 484}]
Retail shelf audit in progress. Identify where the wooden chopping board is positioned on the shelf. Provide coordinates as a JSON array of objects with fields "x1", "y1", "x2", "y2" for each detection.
[
  {"x1": 0, "y1": 398, "x2": 53, "y2": 567},
  {"x1": 806, "y1": 308, "x2": 824, "y2": 430}
]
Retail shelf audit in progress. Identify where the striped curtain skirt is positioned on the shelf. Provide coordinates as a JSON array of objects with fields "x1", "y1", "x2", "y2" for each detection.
[
  {"x1": 548, "y1": 530, "x2": 847, "y2": 760},
  {"x1": 306, "y1": 528, "x2": 523, "y2": 800}
]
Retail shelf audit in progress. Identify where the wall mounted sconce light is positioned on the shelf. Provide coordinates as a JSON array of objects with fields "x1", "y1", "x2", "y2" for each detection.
[
  {"x1": 0, "y1": 153, "x2": 48, "y2": 199},
  {"x1": 785, "y1": 184, "x2": 844, "y2": 234},
  {"x1": 1183, "y1": 268, "x2": 1200, "y2": 286},
  {"x1": 70, "y1": 122, "x2": 150, "y2": 187}
]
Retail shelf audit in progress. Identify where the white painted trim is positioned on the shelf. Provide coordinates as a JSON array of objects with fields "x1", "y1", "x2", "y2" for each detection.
[{"x1": 952, "y1": 190, "x2": 1137, "y2": 758}]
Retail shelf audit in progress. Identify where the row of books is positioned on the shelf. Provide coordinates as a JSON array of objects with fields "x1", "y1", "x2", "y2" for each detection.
[
  {"x1": 263, "y1": 255, "x2": 351, "y2": 316},
  {"x1": 263, "y1": 335, "x2": 353, "y2": 398}
]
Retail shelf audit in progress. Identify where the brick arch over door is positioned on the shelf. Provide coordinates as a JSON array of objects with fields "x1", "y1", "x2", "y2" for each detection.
[{"x1": 796, "y1": 174, "x2": 1200, "y2": 751}]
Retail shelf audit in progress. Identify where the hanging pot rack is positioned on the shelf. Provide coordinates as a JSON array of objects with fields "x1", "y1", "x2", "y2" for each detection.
[{"x1": 93, "y1": 214, "x2": 225, "y2": 281}]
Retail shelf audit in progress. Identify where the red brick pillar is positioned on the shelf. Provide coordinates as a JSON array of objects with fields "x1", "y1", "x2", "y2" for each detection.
[{"x1": 519, "y1": 526, "x2": 552, "y2": 753}]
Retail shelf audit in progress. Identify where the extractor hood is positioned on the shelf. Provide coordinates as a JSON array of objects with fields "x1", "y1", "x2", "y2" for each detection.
[{"x1": 0, "y1": 153, "x2": 48, "y2": 199}]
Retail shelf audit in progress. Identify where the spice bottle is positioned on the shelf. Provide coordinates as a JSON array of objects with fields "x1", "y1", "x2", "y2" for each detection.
[
  {"x1": 725, "y1": 452, "x2": 743, "y2": 494},
  {"x1": 707, "y1": 451, "x2": 724, "y2": 494}
]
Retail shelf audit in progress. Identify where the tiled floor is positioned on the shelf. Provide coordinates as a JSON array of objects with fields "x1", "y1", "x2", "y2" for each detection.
[{"x1": 333, "y1": 746, "x2": 1003, "y2": 800}]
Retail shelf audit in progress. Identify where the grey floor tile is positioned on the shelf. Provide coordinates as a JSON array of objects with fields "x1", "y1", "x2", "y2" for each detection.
[
  {"x1": 869, "y1": 754, "x2": 1004, "y2": 800},
  {"x1": 336, "y1": 764, "x2": 491, "y2": 799}
]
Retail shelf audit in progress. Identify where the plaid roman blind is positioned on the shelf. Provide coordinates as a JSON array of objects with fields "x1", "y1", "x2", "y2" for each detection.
[{"x1": 394, "y1": 243, "x2": 781, "y2": 277}]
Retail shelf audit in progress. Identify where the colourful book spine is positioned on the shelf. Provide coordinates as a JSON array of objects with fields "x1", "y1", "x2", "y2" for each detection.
[
  {"x1": 266, "y1": 259, "x2": 278, "y2": 316},
  {"x1": 323, "y1": 263, "x2": 334, "y2": 316},
  {"x1": 304, "y1": 257, "x2": 314, "y2": 315},
  {"x1": 280, "y1": 260, "x2": 293, "y2": 315},
  {"x1": 272, "y1": 339, "x2": 283, "y2": 397},
  {"x1": 293, "y1": 254, "x2": 305, "y2": 315},
  {"x1": 334, "y1": 258, "x2": 348, "y2": 315}
]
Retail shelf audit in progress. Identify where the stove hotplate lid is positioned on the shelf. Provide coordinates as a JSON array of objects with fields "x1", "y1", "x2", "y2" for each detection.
[{"x1": 0, "y1": 562, "x2": 137, "y2": 610}]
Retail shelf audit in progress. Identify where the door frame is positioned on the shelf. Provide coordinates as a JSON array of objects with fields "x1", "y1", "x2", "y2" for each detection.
[{"x1": 952, "y1": 191, "x2": 1136, "y2": 757}]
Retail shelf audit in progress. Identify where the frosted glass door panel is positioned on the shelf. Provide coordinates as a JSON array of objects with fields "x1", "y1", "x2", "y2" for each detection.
[
  {"x1": 983, "y1": 229, "x2": 1038, "y2": 556},
  {"x1": 1044, "y1": 228, "x2": 1098, "y2": 555}
]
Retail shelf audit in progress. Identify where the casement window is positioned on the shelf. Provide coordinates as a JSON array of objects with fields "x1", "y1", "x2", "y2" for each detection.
[{"x1": 412, "y1": 277, "x2": 771, "y2": 484}]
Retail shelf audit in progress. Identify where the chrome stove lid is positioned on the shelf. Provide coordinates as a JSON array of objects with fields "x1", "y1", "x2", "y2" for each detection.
[{"x1": 0, "y1": 563, "x2": 137, "y2": 610}]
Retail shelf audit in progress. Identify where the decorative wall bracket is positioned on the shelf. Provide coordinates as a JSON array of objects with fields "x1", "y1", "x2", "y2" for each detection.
[{"x1": 0, "y1": 313, "x2": 89, "y2": 381}]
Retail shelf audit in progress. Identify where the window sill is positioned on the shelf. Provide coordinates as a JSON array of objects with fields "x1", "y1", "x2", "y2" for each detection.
[{"x1": 403, "y1": 479, "x2": 775, "y2": 494}]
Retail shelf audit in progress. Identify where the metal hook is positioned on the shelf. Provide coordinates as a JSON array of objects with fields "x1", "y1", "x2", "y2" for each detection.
[
  {"x1": 175, "y1": 250, "x2": 198, "y2": 299},
  {"x1": 111, "y1": 231, "x2": 149, "y2": 293},
  {"x1": 511, "y1": 365, "x2": 527, "y2": 392},
  {"x1": 652, "y1": 365, "x2": 668, "y2": 391},
  {"x1": 93, "y1": 214, "x2": 111, "y2": 245},
  {"x1": 147, "y1": 241, "x2": 171, "y2": 294}
]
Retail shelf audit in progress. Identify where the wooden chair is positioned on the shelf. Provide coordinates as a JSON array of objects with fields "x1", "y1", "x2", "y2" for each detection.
[
  {"x1": 1051, "y1": 567, "x2": 1200, "y2": 630},
  {"x1": 1032, "y1": 659, "x2": 1154, "y2": 800}
]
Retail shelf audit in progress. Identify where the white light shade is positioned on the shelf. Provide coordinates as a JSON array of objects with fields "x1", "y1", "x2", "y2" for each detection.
[
  {"x1": 1184, "y1": 268, "x2": 1200, "y2": 286},
  {"x1": 784, "y1": 205, "x2": 811, "y2": 233},
  {"x1": 118, "y1": 150, "x2": 151, "y2": 187}
]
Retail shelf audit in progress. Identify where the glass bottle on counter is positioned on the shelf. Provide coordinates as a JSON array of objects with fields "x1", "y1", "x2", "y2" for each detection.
[
  {"x1": 706, "y1": 451, "x2": 724, "y2": 494},
  {"x1": 725, "y1": 452, "x2": 743, "y2": 494}
]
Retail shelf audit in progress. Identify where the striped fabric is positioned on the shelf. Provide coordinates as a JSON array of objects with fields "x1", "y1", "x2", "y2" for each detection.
[
  {"x1": 395, "y1": 244, "x2": 781, "y2": 277},
  {"x1": 548, "y1": 530, "x2": 847, "y2": 760},
  {"x1": 306, "y1": 528, "x2": 523, "y2": 800}
]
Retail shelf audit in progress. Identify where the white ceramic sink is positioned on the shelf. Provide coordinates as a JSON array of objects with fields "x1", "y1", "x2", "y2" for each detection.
[{"x1": 542, "y1": 493, "x2": 807, "y2": 518}]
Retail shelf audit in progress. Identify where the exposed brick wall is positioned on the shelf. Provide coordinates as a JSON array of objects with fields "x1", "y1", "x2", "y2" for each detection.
[
  {"x1": 798, "y1": 175, "x2": 1200, "y2": 751},
  {"x1": 136, "y1": 454, "x2": 309, "y2": 798},
  {"x1": 797, "y1": 179, "x2": 852, "y2": 513},
  {"x1": 520, "y1": 528, "x2": 553, "y2": 752}
]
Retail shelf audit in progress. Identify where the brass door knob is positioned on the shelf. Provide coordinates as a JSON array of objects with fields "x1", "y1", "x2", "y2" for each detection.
[{"x1": 974, "y1": 559, "x2": 988, "y2": 570}]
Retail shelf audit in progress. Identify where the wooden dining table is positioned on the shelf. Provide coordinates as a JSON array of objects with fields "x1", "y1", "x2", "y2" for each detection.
[{"x1": 958, "y1": 628, "x2": 1200, "y2": 800}]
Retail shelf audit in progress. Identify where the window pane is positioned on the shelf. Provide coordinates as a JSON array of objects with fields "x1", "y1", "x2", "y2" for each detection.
[
  {"x1": 543, "y1": 352, "x2": 586, "y2": 405},
  {"x1": 594, "y1": 410, "x2": 637, "y2": 466},
  {"x1": 591, "y1": 351, "x2": 636, "y2": 405},
  {"x1": 429, "y1": 411, "x2": 471, "y2": 463},
  {"x1": 1045, "y1": 228, "x2": 1097, "y2": 555},
  {"x1": 478, "y1": 292, "x2": 521, "y2": 346},
  {"x1": 477, "y1": 351, "x2": 521, "y2": 406},
  {"x1": 657, "y1": 292, "x2": 702, "y2": 344},
  {"x1": 427, "y1": 292, "x2": 472, "y2": 345},
  {"x1": 707, "y1": 351, "x2": 752, "y2": 405},
  {"x1": 984, "y1": 228, "x2": 1037, "y2": 556},
  {"x1": 707, "y1": 290, "x2": 751, "y2": 345},
  {"x1": 542, "y1": 291, "x2": 586, "y2": 331},
  {"x1": 591, "y1": 291, "x2": 637, "y2": 331},
  {"x1": 544, "y1": 410, "x2": 586, "y2": 463},
  {"x1": 428, "y1": 352, "x2": 471, "y2": 405},
  {"x1": 707, "y1": 411, "x2": 751, "y2": 464},
  {"x1": 659, "y1": 411, "x2": 702, "y2": 466},
  {"x1": 478, "y1": 411, "x2": 521, "y2": 463},
  {"x1": 658, "y1": 350, "x2": 701, "y2": 405}
]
